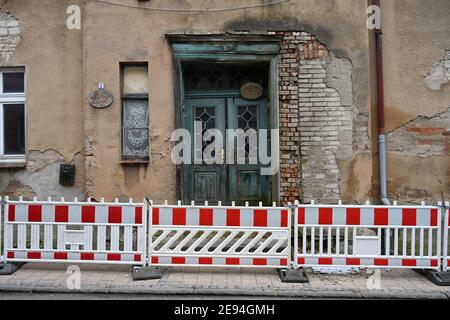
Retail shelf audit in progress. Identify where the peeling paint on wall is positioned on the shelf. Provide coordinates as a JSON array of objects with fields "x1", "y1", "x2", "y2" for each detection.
[
  {"x1": 425, "y1": 50, "x2": 450, "y2": 91},
  {"x1": 0, "y1": 149, "x2": 84, "y2": 200},
  {"x1": 0, "y1": 10, "x2": 21, "y2": 65},
  {"x1": 387, "y1": 107, "x2": 450, "y2": 158},
  {"x1": 386, "y1": 107, "x2": 450, "y2": 203},
  {"x1": 298, "y1": 39, "x2": 358, "y2": 203}
]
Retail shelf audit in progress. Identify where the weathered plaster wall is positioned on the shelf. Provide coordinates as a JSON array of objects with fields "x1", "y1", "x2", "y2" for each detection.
[
  {"x1": 0, "y1": 0, "x2": 372, "y2": 204},
  {"x1": 380, "y1": 0, "x2": 450, "y2": 203},
  {"x1": 386, "y1": 108, "x2": 450, "y2": 203},
  {"x1": 0, "y1": 0, "x2": 85, "y2": 199},
  {"x1": 83, "y1": 0, "x2": 372, "y2": 203},
  {"x1": 0, "y1": 150, "x2": 84, "y2": 199},
  {"x1": 0, "y1": 0, "x2": 444, "y2": 205}
]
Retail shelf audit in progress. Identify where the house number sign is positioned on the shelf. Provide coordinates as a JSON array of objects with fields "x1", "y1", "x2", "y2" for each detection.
[{"x1": 88, "y1": 83, "x2": 113, "y2": 109}]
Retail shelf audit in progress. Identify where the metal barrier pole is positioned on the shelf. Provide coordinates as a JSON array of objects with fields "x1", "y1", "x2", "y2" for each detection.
[
  {"x1": 444, "y1": 202, "x2": 449, "y2": 272},
  {"x1": 0, "y1": 196, "x2": 2, "y2": 264},
  {"x1": 293, "y1": 200, "x2": 299, "y2": 269}
]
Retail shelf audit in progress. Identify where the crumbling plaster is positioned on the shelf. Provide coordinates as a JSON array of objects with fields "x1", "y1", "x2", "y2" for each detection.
[
  {"x1": 373, "y1": 0, "x2": 450, "y2": 203},
  {"x1": 0, "y1": 10, "x2": 21, "y2": 65},
  {"x1": 385, "y1": 107, "x2": 450, "y2": 203},
  {"x1": 298, "y1": 41, "x2": 371, "y2": 204},
  {"x1": 425, "y1": 50, "x2": 450, "y2": 91},
  {"x1": 0, "y1": 0, "x2": 85, "y2": 200},
  {"x1": 0, "y1": 149, "x2": 84, "y2": 199},
  {"x1": 382, "y1": 0, "x2": 450, "y2": 132}
]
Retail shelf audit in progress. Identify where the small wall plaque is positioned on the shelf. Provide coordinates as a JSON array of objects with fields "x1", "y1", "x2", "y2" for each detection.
[
  {"x1": 240, "y1": 82, "x2": 264, "y2": 100},
  {"x1": 87, "y1": 85, "x2": 113, "y2": 109}
]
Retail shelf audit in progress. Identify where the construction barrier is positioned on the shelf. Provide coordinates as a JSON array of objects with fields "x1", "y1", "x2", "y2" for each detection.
[
  {"x1": 2, "y1": 197, "x2": 450, "y2": 273},
  {"x1": 294, "y1": 201, "x2": 442, "y2": 271},
  {"x1": 149, "y1": 202, "x2": 291, "y2": 268},
  {"x1": 3, "y1": 197, "x2": 147, "y2": 266},
  {"x1": 443, "y1": 202, "x2": 450, "y2": 271}
]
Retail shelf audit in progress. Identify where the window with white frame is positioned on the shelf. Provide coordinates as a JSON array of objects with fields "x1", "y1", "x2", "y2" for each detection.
[{"x1": 0, "y1": 68, "x2": 26, "y2": 159}]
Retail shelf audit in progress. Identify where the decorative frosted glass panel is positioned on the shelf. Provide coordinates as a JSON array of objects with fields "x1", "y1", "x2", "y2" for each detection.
[
  {"x1": 195, "y1": 106, "x2": 216, "y2": 161},
  {"x1": 123, "y1": 66, "x2": 149, "y2": 94},
  {"x1": 122, "y1": 99, "x2": 149, "y2": 158},
  {"x1": 237, "y1": 105, "x2": 258, "y2": 160}
]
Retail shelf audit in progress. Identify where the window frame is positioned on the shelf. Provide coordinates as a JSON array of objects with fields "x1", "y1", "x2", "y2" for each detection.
[
  {"x1": 120, "y1": 63, "x2": 150, "y2": 162},
  {"x1": 0, "y1": 68, "x2": 26, "y2": 165}
]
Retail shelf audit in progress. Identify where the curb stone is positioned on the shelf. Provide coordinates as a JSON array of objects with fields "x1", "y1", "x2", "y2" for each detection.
[{"x1": 1, "y1": 283, "x2": 448, "y2": 299}]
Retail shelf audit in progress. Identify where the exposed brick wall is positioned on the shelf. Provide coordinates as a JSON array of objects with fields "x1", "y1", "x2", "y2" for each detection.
[
  {"x1": 277, "y1": 31, "x2": 355, "y2": 205},
  {"x1": 387, "y1": 107, "x2": 450, "y2": 158},
  {"x1": 278, "y1": 31, "x2": 302, "y2": 204},
  {"x1": 0, "y1": 10, "x2": 21, "y2": 65}
]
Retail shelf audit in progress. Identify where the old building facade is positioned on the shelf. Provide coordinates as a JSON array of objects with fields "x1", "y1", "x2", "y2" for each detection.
[{"x1": 0, "y1": 0, "x2": 448, "y2": 205}]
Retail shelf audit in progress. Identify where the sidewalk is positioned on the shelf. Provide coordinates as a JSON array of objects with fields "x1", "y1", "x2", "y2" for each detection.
[{"x1": 0, "y1": 263, "x2": 449, "y2": 299}]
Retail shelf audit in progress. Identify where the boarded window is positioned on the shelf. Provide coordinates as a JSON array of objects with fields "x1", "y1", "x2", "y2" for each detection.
[{"x1": 121, "y1": 64, "x2": 149, "y2": 160}]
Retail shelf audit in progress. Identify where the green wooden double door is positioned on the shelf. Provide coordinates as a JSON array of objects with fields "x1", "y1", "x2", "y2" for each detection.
[{"x1": 182, "y1": 96, "x2": 270, "y2": 206}]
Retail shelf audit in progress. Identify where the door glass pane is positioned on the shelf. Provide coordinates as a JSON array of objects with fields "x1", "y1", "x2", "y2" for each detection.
[
  {"x1": 122, "y1": 99, "x2": 149, "y2": 158},
  {"x1": 195, "y1": 107, "x2": 216, "y2": 161},
  {"x1": 183, "y1": 64, "x2": 268, "y2": 91},
  {"x1": 3, "y1": 72, "x2": 25, "y2": 93},
  {"x1": 4, "y1": 104, "x2": 25, "y2": 154},
  {"x1": 237, "y1": 105, "x2": 258, "y2": 161}
]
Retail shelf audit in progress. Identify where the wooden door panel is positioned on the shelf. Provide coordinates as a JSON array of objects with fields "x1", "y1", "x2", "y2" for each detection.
[
  {"x1": 182, "y1": 96, "x2": 271, "y2": 205},
  {"x1": 227, "y1": 98, "x2": 271, "y2": 205},
  {"x1": 183, "y1": 99, "x2": 226, "y2": 204}
]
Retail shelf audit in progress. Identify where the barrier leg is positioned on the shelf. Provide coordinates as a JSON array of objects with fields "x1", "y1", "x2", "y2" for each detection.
[
  {"x1": 425, "y1": 271, "x2": 450, "y2": 286},
  {"x1": 0, "y1": 198, "x2": 24, "y2": 276},
  {"x1": 0, "y1": 262, "x2": 24, "y2": 276},
  {"x1": 424, "y1": 202, "x2": 450, "y2": 286},
  {"x1": 277, "y1": 268, "x2": 309, "y2": 283},
  {"x1": 132, "y1": 266, "x2": 163, "y2": 281}
]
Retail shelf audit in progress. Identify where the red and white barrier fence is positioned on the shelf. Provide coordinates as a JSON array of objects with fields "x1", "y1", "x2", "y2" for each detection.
[
  {"x1": 294, "y1": 201, "x2": 442, "y2": 271},
  {"x1": 2, "y1": 197, "x2": 147, "y2": 266},
  {"x1": 149, "y1": 201, "x2": 291, "y2": 268},
  {"x1": 2, "y1": 197, "x2": 450, "y2": 274}
]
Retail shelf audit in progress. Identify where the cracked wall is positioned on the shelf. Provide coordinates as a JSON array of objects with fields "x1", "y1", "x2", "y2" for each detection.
[
  {"x1": 0, "y1": 1, "x2": 85, "y2": 200},
  {"x1": 1, "y1": 0, "x2": 372, "y2": 204},
  {"x1": 380, "y1": 0, "x2": 450, "y2": 203},
  {"x1": 0, "y1": 150, "x2": 84, "y2": 199},
  {"x1": 386, "y1": 107, "x2": 450, "y2": 202}
]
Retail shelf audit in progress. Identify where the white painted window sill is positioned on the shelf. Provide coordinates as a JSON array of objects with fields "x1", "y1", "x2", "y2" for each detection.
[{"x1": 0, "y1": 156, "x2": 27, "y2": 168}]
